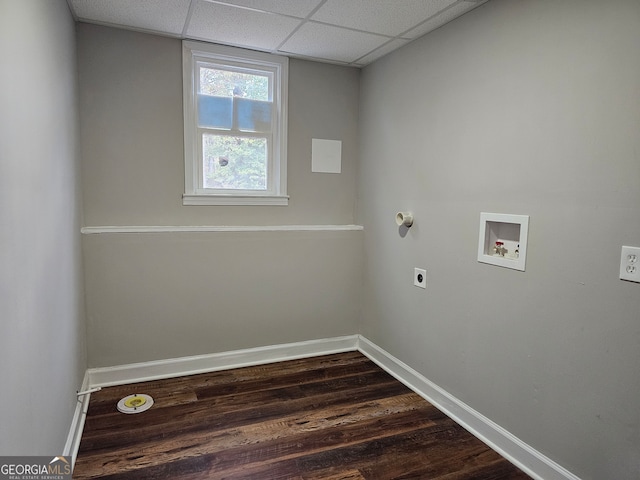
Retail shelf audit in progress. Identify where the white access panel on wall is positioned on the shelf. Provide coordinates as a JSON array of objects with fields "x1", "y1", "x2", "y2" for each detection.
[
  {"x1": 312, "y1": 138, "x2": 342, "y2": 173},
  {"x1": 478, "y1": 213, "x2": 529, "y2": 271}
]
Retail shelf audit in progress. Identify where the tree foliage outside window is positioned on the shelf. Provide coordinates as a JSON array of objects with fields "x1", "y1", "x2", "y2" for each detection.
[
  {"x1": 203, "y1": 134, "x2": 266, "y2": 190},
  {"x1": 200, "y1": 67, "x2": 268, "y2": 100}
]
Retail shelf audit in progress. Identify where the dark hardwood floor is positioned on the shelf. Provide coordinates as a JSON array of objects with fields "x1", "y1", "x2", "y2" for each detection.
[{"x1": 73, "y1": 352, "x2": 531, "y2": 479}]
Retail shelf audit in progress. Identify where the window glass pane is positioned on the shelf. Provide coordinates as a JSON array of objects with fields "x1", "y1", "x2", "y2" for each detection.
[
  {"x1": 236, "y1": 97, "x2": 272, "y2": 132},
  {"x1": 203, "y1": 134, "x2": 267, "y2": 190},
  {"x1": 199, "y1": 66, "x2": 269, "y2": 100},
  {"x1": 197, "y1": 95, "x2": 232, "y2": 129}
]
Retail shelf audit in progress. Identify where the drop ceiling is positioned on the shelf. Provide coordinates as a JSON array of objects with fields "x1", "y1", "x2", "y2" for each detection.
[{"x1": 68, "y1": 0, "x2": 488, "y2": 67}]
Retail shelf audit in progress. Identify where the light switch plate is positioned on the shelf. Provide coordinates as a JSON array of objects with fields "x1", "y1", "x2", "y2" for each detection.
[{"x1": 620, "y1": 246, "x2": 640, "y2": 283}]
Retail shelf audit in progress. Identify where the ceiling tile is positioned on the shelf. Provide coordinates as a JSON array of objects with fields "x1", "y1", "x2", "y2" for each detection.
[
  {"x1": 69, "y1": 0, "x2": 491, "y2": 68},
  {"x1": 279, "y1": 22, "x2": 389, "y2": 64},
  {"x1": 70, "y1": 0, "x2": 191, "y2": 35},
  {"x1": 205, "y1": 0, "x2": 323, "y2": 19},
  {"x1": 186, "y1": 1, "x2": 302, "y2": 51},
  {"x1": 311, "y1": 0, "x2": 459, "y2": 36},
  {"x1": 404, "y1": 1, "x2": 478, "y2": 39}
]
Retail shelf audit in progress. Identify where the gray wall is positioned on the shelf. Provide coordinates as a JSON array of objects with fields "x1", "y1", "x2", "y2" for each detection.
[
  {"x1": 77, "y1": 24, "x2": 359, "y2": 227},
  {"x1": 0, "y1": 0, "x2": 86, "y2": 455},
  {"x1": 83, "y1": 230, "x2": 362, "y2": 367},
  {"x1": 357, "y1": 1, "x2": 640, "y2": 479},
  {"x1": 77, "y1": 24, "x2": 362, "y2": 367}
]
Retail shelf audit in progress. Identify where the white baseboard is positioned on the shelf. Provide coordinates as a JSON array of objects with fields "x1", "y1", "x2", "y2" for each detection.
[
  {"x1": 63, "y1": 370, "x2": 91, "y2": 469},
  {"x1": 87, "y1": 335, "x2": 360, "y2": 388},
  {"x1": 356, "y1": 336, "x2": 581, "y2": 480}
]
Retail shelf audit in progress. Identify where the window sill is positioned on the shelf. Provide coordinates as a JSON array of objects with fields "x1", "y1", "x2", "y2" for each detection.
[{"x1": 182, "y1": 194, "x2": 289, "y2": 206}]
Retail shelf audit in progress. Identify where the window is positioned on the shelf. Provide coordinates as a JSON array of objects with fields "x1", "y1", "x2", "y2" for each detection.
[{"x1": 182, "y1": 41, "x2": 288, "y2": 205}]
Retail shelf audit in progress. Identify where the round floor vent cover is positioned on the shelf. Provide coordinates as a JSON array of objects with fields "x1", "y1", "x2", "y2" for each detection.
[{"x1": 117, "y1": 394, "x2": 154, "y2": 414}]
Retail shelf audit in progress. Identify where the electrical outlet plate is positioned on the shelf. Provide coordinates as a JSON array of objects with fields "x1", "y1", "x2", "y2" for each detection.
[
  {"x1": 414, "y1": 268, "x2": 426, "y2": 289},
  {"x1": 620, "y1": 246, "x2": 640, "y2": 283}
]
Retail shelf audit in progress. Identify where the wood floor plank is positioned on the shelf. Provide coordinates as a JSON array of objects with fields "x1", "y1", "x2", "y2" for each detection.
[
  {"x1": 73, "y1": 352, "x2": 530, "y2": 480},
  {"x1": 82, "y1": 368, "x2": 401, "y2": 432},
  {"x1": 78, "y1": 382, "x2": 416, "y2": 455},
  {"x1": 75, "y1": 407, "x2": 441, "y2": 480},
  {"x1": 75, "y1": 393, "x2": 427, "y2": 478},
  {"x1": 86, "y1": 352, "x2": 377, "y2": 417},
  {"x1": 79, "y1": 371, "x2": 407, "y2": 451},
  {"x1": 304, "y1": 470, "x2": 366, "y2": 480},
  {"x1": 204, "y1": 420, "x2": 463, "y2": 480}
]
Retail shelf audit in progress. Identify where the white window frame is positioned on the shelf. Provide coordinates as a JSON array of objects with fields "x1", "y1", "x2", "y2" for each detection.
[{"x1": 182, "y1": 41, "x2": 288, "y2": 206}]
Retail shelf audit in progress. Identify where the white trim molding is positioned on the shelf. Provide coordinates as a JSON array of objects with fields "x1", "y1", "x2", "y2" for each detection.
[
  {"x1": 356, "y1": 336, "x2": 581, "y2": 480},
  {"x1": 64, "y1": 371, "x2": 91, "y2": 470},
  {"x1": 182, "y1": 194, "x2": 290, "y2": 206},
  {"x1": 81, "y1": 225, "x2": 364, "y2": 235},
  {"x1": 87, "y1": 335, "x2": 359, "y2": 388}
]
